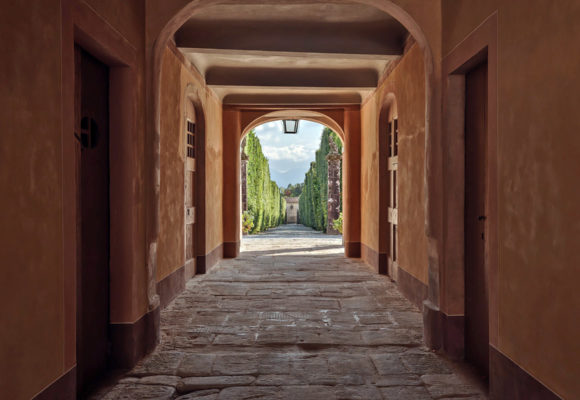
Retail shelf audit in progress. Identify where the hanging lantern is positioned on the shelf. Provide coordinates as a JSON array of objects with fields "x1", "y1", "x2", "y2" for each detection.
[{"x1": 283, "y1": 119, "x2": 299, "y2": 134}]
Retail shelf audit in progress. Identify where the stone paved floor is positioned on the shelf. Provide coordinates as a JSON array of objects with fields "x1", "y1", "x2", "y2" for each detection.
[{"x1": 95, "y1": 225, "x2": 485, "y2": 399}]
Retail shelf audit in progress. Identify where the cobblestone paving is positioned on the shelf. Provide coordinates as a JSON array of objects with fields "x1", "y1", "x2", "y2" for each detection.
[{"x1": 96, "y1": 225, "x2": 485, "y2": 399}]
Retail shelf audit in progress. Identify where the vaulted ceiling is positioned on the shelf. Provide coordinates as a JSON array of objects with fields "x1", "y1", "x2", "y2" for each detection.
[{"x1": 175, "y1": 2, "x2": 409, "y2": 106}]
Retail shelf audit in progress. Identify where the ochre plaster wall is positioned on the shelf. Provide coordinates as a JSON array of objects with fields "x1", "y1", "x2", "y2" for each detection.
[
  {"x1": 443, "y1": 1, "x2": 580, "y2": 398},
  {"x1": 190, "y1": 75, "x2": 223, "y2": 256},
  {"x1": 0, "y1": 1, "x2": 64, "y2": 398},
  {"x1": 158, "y1": 47, "x2": 185, "y2": 281},
  {"x1": 361, "y1": 44, "x2": 428, "y2": 284},
  {"x1": 83, "y1": 0, "x2": 144, "y2": 46},
  {"x1": 181, "y1": 48, "x2": 224, "y2": 257},
  {"x1": 158, "y1": 45, "x2": 224, "y2": 281}
]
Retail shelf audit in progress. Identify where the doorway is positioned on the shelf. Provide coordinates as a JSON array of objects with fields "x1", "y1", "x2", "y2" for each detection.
[
  {"x1": 387, "y1": 116, "x2": 399, "y2": 280},
  {"x1": 184, "y1": 100, "x2": 196, "y2": 279},
  {"x1": 75, "y1": 46, "x2": 111, "y2": 396},
  {"x1": 464, "y1": 61, "x2": 489, "y2": 379}
]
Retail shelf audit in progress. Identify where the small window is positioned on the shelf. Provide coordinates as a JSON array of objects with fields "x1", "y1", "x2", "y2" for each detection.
[
  {"x1": 393, "y1": 170, "x2": 397, "y2": 208},
  {"x1": 394, "y1": 118, "x2": 399, "y2": 156},
  {"x1": 186, "y1": 119, "x2": 195, "y2": 159},
  {"x1": 388, "y1": 121, "x2": 392, "y2": 157},
  {"x1": 187, "y1": 121, "x2": 196, "y2": 134},
  {"x1": 393, "y1": 225, "x2": 397, "y2": 262}
]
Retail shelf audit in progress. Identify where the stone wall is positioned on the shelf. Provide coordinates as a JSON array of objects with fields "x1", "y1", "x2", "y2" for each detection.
[{"x1": 285, "y1": 197, "x2": 299, "y2": 224}]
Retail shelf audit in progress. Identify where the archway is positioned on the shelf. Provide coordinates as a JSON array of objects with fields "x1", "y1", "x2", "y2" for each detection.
[
  {"x1": 242, "y1": 111, "x2": 346, "y2": 144},
  {"x1": 147, "y1": 0, "x2": 441, "y2": 354},
  {"x1": 222, "y1": 109, "x2": 352, "y2": 258},
  {"x1": 240, "y1": 118, "x2": 345, "y2": 245}
]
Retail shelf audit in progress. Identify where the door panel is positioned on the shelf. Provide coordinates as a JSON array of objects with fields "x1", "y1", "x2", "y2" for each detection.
[
  {"x1": 464, "y1": 61, "x2": 489, "y2": 378},
  {"x1": 75, "y1": 46, "x2": 110, "y2": 395}
]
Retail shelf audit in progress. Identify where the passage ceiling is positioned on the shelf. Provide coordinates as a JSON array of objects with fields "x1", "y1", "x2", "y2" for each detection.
[{"x1": 175, "y1": 2, "x2": 408, "y2": 105}]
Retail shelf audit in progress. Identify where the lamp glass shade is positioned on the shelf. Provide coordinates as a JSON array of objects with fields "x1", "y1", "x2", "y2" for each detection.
[{"x1": 283, "y1": 119, "x2": 299, "y2": 134}]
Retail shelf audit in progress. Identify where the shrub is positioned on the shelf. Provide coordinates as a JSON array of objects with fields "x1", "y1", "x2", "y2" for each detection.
[
  {"x1": 332, "y1": 212, "x2": 343, "y2": 234},
  {"x1": 244, "y1": 131, "x2": 286, "y2": 233},
  {"x1": 242, "y1": 211, "x2": 254, "y2": 234},
  {"x1": 299, "y1": 128, "x2": 342, "y2": 231}
]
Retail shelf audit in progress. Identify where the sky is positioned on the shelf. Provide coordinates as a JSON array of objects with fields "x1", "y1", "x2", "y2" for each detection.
[{"x1": 252, "y1": 120, "x2": 324, "y2": 188}]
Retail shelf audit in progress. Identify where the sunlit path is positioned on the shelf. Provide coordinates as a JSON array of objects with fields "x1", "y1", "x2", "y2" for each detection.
[{"x1": 94, "y1": 225, "x2": 484, "y2": 399}]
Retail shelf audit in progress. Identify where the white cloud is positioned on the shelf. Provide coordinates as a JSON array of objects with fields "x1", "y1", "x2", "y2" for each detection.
[
  {"x1": 252, "y1": 119, "x2": 326, "y2": 187},
  {"x1": 262, "y1": 144, "x2": 313, "y2": 162},
  {"x1": 258, "y1": 132, "x2": 273, "y2": 141}
]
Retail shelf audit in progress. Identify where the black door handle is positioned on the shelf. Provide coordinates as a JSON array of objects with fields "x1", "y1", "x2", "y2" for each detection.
[{"x1": 478, "y1": 215, "x2": 486, "y2": 221}]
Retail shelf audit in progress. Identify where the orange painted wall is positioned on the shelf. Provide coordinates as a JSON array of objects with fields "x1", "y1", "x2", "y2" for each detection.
[
  {"x1": 222, "y1": 109, "x2": 242, "y2": 246},
  {"x1": 443, "y1": 1, "x2": 580, "y2": 398},
  {"x1": 360, "y1": 44, "x2": 428, "y2": 284},
  {"x1": 187, "y1": 74, "x2": 223, "y2": 256},
  {"x1": 84, "y1": 0, "x2": 144, "y2": 46},
  {"x1": 158, "y1": 44, "x2": 224, "y2": 283},
  {"x1": 0, "y1": 2, "x2": 64, "y2": 398},
  {"x1": 158, "y1": 47, "x2": 185, "y2": 281}
]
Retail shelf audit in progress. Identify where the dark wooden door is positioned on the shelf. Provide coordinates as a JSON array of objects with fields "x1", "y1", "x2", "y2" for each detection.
[
  {"x1": 75, "y1": 46, "x2": 110, "y2": 395},
  {"x1": 464, "y1": 61, "x2": 489, "y2": 378}
]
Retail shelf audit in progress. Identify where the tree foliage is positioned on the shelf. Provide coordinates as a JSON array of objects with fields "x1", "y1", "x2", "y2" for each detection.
[
  {"x1": 242, "y1": 211, "x2": 254, "y2": 234},
  {"x1": 332, "y1": 212, "x2": 343, "y2": 234},
  {"x1": 284, "y1": 183, "x2": 304, "y2": 197},
  {"x1": 244, "y1": 131, "x2": 286, "y2": 233},
  {"x1": 299, "y1": 128, "x2": 342, "y2": 232}
]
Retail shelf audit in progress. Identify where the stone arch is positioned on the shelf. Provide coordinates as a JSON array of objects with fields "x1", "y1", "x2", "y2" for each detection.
[
  {"x1": 241, "y1": 112, "x2": 345, "y2": 238},
  {"x1": 241, "y1": 110, "x2": 346, "y2": 145}
]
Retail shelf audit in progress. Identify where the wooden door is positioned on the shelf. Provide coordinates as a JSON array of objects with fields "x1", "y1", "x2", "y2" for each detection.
[
  {"x1": 75, "y1": 46, "x2": 110, "y2": 395},
  {"x1": 464, "y1": 61, "x2": 489, "y2": 378}
]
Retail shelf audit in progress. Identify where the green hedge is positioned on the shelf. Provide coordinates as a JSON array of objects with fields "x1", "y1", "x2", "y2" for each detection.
[
  {"x1": 299, "y1": 128, "x2": 342, "y2": 231},
  {"x1": 244, "y1": 131, "x2": 286, "y2": 233}
]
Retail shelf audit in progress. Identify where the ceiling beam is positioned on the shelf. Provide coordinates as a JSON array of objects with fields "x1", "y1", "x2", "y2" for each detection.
[
  {"x1": 221, "y1": 92, "x2": 363, "y2": 106},
  {"x1": 205, "y1": 67, "x2": 378, "y2": 88},
  {"x1": 175, "y1": 20, "x2": 405, "y2": 56},
  {"x1": 178, "y1": 47, "x2": 398, "y2": 61}
]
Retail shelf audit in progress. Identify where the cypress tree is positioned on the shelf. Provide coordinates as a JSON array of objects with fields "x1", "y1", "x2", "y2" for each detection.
[
  {"x1": 298, "y1": 128, "x2": 342, "y2": 231},
  {"x1": 244, "y1": 131, "x2": 286, "y2": 233}
]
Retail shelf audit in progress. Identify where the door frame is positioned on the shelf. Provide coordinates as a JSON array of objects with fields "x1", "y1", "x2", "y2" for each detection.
[
  {"x1": 74, "y1": 45, "x2": 112, "y2": 395},
  {"x1": 463, "y1": 60, "x2": 490, "y2": 376},
  {"x1": 440, "y1": 13, "x2": 498, "y2": 362}
]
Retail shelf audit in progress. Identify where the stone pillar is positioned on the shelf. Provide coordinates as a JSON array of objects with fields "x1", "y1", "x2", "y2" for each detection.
[
  {"x1": 241, "y1": 137, "x2": 249, "y2": 212},
  {"x1": 326, "y1": 139, "x2": 342, "y2": 234}
]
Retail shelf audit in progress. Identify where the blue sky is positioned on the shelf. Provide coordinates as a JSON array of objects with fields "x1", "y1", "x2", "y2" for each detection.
[{"x1": 253, "y1": 120, "x2": 324, "y2": 188}]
